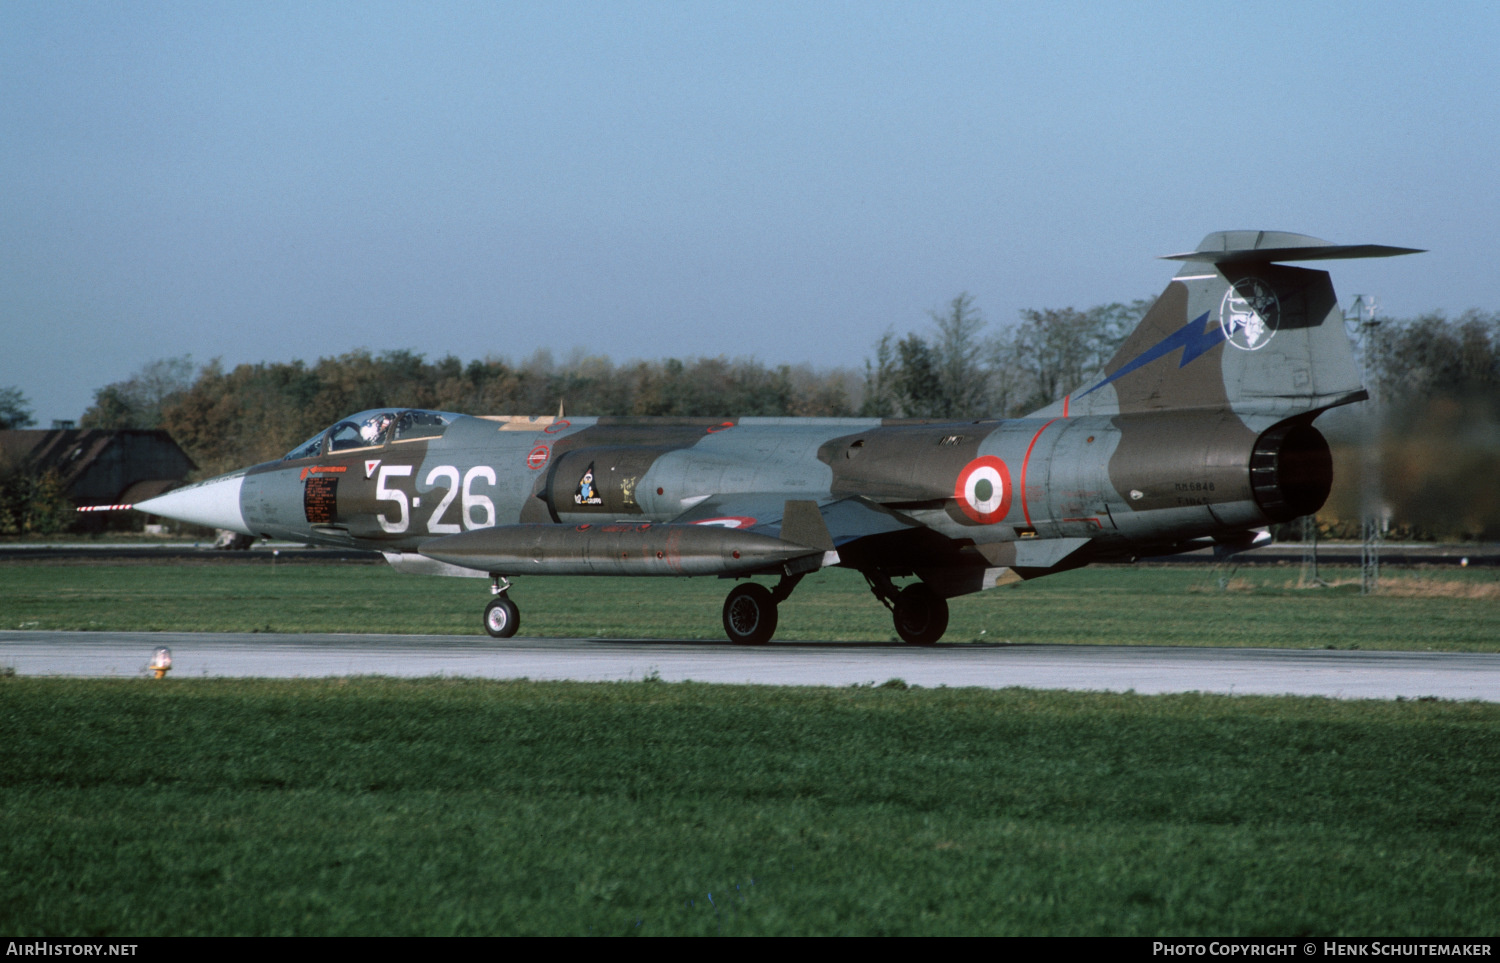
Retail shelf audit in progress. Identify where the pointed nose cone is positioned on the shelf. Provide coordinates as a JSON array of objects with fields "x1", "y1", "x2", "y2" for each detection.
[{"x1": 136, "y1": 473, "x2": 252, "y2": 535}]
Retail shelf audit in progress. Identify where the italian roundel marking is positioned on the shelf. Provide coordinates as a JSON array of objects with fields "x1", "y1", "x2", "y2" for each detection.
[{"x1": 954, "y1": 456, "x2": 1012, "y2": 524}]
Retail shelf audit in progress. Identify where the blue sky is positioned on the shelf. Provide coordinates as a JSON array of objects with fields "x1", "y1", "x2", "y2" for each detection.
[{"x1": 3, "y1": 1, "x2": 1495, "y2": 424}]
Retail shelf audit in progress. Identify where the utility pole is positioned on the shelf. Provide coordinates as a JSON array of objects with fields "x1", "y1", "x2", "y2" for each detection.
[
  {"x1": 1300, "y1": 513, "x2": 1326, "y2": 587},
  {"x1": 1345, "y1": 295, "x2": 1382, "y2": 595}
]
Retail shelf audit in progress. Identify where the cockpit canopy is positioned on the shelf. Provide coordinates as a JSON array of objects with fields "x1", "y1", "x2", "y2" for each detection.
[{"x1": 281, "y1": 409, "x2": 461, "y2": 461}]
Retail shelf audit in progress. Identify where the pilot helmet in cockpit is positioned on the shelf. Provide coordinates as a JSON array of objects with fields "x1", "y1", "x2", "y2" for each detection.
[{"x1": 360, "y1": 413, "x2": 394, "y2": 445}]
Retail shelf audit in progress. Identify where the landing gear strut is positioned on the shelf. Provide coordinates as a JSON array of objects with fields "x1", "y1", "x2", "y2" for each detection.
[
  {"x1": 865, "y1": 573, "x2": 949, "y2": 645},
  {"x1": 482, "y1": 575, "x2": 519, "y2": 639},
  {"x1": 721, "y1": 573, "x2": 804, "y2": 644}
]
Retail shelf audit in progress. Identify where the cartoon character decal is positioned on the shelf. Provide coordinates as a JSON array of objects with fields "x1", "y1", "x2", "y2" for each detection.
[{"x1": 574, "y1": 463, "x2": 603, "y2": 506}]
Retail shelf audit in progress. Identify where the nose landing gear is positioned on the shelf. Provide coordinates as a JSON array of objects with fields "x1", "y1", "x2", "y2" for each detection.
[{"x1": 482, "y1": 575, "x2": 519, "y2": 639}]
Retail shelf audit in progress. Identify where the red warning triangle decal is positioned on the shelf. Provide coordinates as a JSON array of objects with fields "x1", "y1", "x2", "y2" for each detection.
[{"x1": 365, "y1": 459, "x2": 380, "y2": 478}]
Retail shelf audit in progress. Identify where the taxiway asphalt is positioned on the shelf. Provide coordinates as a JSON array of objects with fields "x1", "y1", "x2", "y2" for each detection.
[{"x1": 3, "y1": 630, "x2": 1497, "y2": 701}]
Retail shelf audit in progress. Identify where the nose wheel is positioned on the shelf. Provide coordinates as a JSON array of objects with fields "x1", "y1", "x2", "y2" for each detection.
[
  {"x1": 483, "y1": 595, "x2": 520, "y2": 638},
  {"x1": 482, "y1": 575, "x2": 519, "y2": 639}
]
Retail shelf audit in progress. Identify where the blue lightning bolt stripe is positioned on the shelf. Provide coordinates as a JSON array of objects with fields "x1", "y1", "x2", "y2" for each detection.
[{"x1": 1077, "y1": 311, "x2": 1223, "y2": 398}]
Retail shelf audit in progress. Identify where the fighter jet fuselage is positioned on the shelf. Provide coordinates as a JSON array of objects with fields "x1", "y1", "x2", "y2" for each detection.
[{"x1": 135, "y1": 232, "x2": 1421, "y2": 643}]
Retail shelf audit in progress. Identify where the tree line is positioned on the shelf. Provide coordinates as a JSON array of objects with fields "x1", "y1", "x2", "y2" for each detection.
[
  {"x1": 56, "y1": 295, "x2": 1156, "y2": 477},
  {"x1": 862, "y1": 295, "x2": 1153, "y2": 418},
  {"x1": 1357, "y1": 309, "x2": 1500, "y2": 540},
  {"x1": 78, "y1": 352, "x2": 862, "y2": 478},
  {"x1": 2, "y1": 303, "x2": 1496, "y2": 537}
]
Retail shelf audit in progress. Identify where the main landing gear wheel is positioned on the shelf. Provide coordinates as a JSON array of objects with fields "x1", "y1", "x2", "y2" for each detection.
[
  {"x1": 483, "y1": 595, "x2": 520, "y2": 639},
  {"x1": 722, "y1": 583, "x2": 778, "y2": 645},
  {"x1": 893, "y1": 583, "x2": 949, "y2": 645}
]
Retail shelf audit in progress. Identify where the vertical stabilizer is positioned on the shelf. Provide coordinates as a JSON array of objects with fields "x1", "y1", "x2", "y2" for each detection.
[{"x1": 1032, "y1": 231, "x2": 1422, "y2": 422}]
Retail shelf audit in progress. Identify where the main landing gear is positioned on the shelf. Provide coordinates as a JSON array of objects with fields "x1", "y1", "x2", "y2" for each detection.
[
  {"x1": 483, "y1": 576, "x2": 519, "y2": 638},
  {"x1": 721, "y1": 573, "x2": 804, "y2": 644},
  {"x1": 865, "y1": 573, "x2": 949, "y2": 645},
  {"x1": 718, "y1": 571, "x2": 950, "y2": 645}
]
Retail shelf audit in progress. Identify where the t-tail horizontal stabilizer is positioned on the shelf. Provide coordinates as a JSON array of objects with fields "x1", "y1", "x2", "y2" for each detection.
[{"x1": 1161, "y1": 230, "x2": 1424, "y2": 265}]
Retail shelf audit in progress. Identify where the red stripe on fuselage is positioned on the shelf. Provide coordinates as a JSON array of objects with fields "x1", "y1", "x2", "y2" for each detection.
[{"x1": 1020, "y1": 418, "x2": 1059, "y2": 526}]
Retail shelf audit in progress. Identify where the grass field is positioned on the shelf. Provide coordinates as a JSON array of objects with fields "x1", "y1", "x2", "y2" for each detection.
[
  {"x1": 3, "y1": 561, "x2": 1496, "y2": 935},
  {"x1": 2, "y1": 560, "x2": 1496, "y2": 649},
  {"x1": 2, "y1": 677, "x2": 1496, "y2": 936}
]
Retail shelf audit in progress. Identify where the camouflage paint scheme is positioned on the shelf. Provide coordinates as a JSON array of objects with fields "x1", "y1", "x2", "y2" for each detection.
[{"x1": 136, "y1": 231, "x2": 1422, "y2": 644}]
